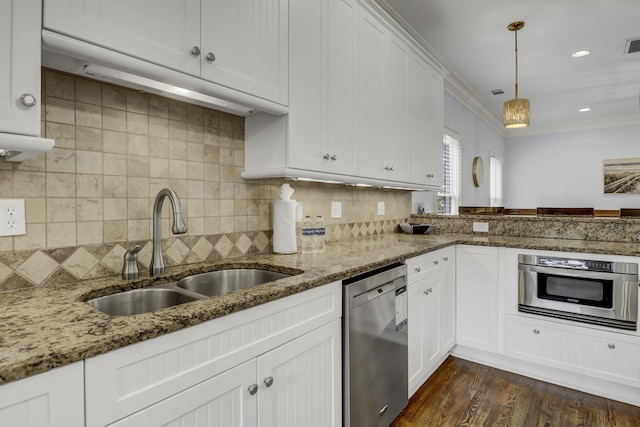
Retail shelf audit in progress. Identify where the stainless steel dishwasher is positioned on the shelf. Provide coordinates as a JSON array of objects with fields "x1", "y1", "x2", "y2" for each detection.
[{"x1": 343, "y1": 262, "x2": 408, "y2": 427}]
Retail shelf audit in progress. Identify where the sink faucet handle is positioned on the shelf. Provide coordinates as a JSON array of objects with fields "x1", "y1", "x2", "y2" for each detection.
[{"x1": 122, "y1": 245, "x2": 142, "y2": 280}]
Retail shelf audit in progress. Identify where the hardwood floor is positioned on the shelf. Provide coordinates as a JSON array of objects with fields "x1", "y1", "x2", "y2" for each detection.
[{"x1": 391, "y1": 357, "x2": 640, "y2": 427}]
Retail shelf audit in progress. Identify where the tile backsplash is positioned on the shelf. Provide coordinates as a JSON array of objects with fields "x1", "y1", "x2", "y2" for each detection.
[{"x1": 0, "y1": 69, "x2": 410, "y2": 291}]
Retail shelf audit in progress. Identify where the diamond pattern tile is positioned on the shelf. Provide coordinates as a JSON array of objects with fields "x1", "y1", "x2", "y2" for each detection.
[
  {"x1": 0, "y1": 219, "x2": 401, "y2": 288},
  {"x1": 191, "y1": 237, "x2": 214, "y2": 261},
  {"x1": 253, "y1": 232, "x2": 270, "y2": 252},
  {"x1": 62, "y1": 248, "x2": 100, "y2": 279},
  {"x1": 16, "y1": 252, "x2": 58, "y2": 285},
  {"x1": 166, "y1": 239, "x2": 190, "y2": 264},
  {"x1": 235, "y1": 234, "x2": 253, "y2": 254},
  {"x1": 215, "y1": 235, "x2": 234, "y2": 257}
]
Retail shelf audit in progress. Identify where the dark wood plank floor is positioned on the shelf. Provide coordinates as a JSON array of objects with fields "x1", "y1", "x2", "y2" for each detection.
[{"x1": 391, "y1": 356, "x2": 640, "y2": 427}]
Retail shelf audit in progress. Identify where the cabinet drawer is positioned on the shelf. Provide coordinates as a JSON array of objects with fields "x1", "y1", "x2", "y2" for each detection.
[
  {"x1": 505, "y1": 314, "x2": 640, "y2": 387},
  {"x1": 406, "y1": 250, "x2": 448, "y2": 282}
]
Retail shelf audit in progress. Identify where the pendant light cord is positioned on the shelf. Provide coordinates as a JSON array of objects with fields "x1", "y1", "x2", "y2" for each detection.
[{"x1": 514, "y1": 28, "x2": 519, "y2": 99}]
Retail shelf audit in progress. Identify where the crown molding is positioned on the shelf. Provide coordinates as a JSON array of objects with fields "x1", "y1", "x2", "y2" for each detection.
[{"x1": 505, "y1": 114, "x2": 640, "y2": 138}]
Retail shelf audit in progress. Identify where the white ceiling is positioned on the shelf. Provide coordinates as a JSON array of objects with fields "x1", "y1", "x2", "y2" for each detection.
[{"x1": 380, "y1": 0, "x2": 640, "y2": 136}]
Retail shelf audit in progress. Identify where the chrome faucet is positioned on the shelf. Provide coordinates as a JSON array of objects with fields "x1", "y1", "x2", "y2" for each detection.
[{"x1": 150, "y1": 188, "x2": 188, "y2": 277}]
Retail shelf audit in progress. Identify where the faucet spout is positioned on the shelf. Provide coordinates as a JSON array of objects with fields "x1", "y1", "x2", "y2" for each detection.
[{"x1": 150, "y1": 188, "x2": 187, "y2": 277}]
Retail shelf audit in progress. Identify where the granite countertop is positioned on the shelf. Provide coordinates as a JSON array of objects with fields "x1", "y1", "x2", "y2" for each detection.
[{"x1": 2, "y1": 232, "x2": 640, "y2": 385}]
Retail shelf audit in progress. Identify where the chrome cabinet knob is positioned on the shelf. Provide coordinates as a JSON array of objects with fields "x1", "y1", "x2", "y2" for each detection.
[
  {"x1": 264, "y1": 376, "x2": 274, "y2": 387},
  {"x1": 330, "y1": 154, "x2": 337, "y2": 161},
  {"x1": 426, "y1": 173, "x2": 434, "y2": 178},
  {"x1": 323, "y1": 153, "x2": 331, "y2": 160},
  {"x1": 433, "y1": 260, "x2": 439, "y2": 265},
  {"x1": 206, "y1": 52, "x2": 216, "y2": 62},
  {"x1": 20, "y1": 93, "x2": 37, "y2": 107},
  {"x1": 384, "y1": 165, "x2": 394, "y2": 171},
  {"x1": 248, "y1": 384, "x2": 258, "y2": 395},
  {"x1": 443, "y1": 257, "x2": 449, "y2": 262},
  {"x1": 191, "y1": 46, "x2": 201, "y2": 56},
  {"x1": 608, "y1": 343, "x2": 616, "y2": 349},
  {"x1": 533, "y1": 329, "x2": 540, "y2": 335},
  {"x1": 415, "y1": 267, "x2": 421, "y2": 273}
]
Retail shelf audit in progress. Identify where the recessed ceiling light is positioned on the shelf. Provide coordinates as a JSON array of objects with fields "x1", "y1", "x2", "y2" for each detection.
[
  {"x1": 572, "y1": 49, "x2": 591, "y2": 58},
  {"x1": 579, "y1": 107, "x2": 591, "y2": 112}
]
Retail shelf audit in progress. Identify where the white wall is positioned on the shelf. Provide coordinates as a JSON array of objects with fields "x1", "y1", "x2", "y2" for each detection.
[
  {"x1": 443, "y1": 91, "x2": 506, "y2": 207},
  {"x1": 412, "y1": 91, "x2": 507, "y2": 212},
  {"x1": 505, "y1": 124, "x2": 640, "y2": 210}
]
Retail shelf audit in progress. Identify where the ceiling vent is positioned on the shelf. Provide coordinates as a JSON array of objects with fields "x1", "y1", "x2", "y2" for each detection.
[
  {"x1": 625, "y1": 37, "x2": 640, "y2": 54},
  {"x1": 491, "y1": 89, "x2": 504, "y2": 95}
]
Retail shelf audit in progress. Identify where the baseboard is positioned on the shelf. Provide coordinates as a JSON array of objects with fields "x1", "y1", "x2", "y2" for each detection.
[{"x1": 451, "y1": 345, "x2": 640, "y2": 407}]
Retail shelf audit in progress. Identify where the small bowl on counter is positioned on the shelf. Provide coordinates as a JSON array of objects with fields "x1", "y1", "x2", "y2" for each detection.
[{"x1": 399, "y1": 222, "x2": 436, "y2": 234}]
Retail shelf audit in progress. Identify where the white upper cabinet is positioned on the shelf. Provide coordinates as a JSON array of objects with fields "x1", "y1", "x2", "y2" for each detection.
[
  {"x1": 44, "y1": 0, "x2": 202, "y2": 76},
  {"x1": 410, "y1": 55, "x2": 444, "y2": 187},
  {"x1": 0, "y1": 0, "x2": 42, "y2": 136},
  {"x1": 357, "y1": 3, "x2": 443, "y2": 187},
  {"x1": 0, "y1": 0, "x2": 55, "y2": 161},
  {"x1": 285, "y1": 0, "x2": 358, "y2": 175},
  {"x1": 201, "y1": 0, "x2": 288, "y2": 105},
  {"x1": 43, "y1": 0, "x2": 288, "y2": 105}
]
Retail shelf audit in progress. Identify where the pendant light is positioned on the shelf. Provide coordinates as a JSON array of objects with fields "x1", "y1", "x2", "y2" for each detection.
[{"x1": 503, "y1": 21, "x2": 530, "y2": 128}]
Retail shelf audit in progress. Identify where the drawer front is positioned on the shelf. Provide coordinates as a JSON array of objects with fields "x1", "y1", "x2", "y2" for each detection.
[
  {"x1": 85, "y1": 281, "x2": 341, "y2": 427},
  {"x1": 406, "y1": 251, "x2": 445, "y2": 282},
  {"x1": 505, "y1": 314, "x2": 640, "y2": 387}
]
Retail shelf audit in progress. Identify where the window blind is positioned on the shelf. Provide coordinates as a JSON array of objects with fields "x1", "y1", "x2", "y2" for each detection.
[
  {"x1": 438, "y1": 131, "x2": 461, "y2": 214},
  {"x1": 490, "y1": 153, "x2": 503, "y2": 207}
]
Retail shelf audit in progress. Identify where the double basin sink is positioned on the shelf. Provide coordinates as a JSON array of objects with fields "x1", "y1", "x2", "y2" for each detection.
[{"x1": 86, "y1": 268, "x2": 296, "y2": 316}]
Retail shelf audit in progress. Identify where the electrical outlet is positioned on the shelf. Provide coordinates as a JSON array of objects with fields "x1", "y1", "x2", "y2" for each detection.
[
  {"x1": 377, "y1": 201, "x2": 385, "y2": 216},
  {"x1": 331, "y1": 201, "x2": 342, "y2": 218},
  {"x1": 0, "y1": 199, "x2": 26, "y2": 236},
  {"x1": 473, "y1": 222, "x2": 489, "y2": 233}
]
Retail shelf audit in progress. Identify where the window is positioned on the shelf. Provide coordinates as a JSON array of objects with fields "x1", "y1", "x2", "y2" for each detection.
[
  {"x1": 437, "y1": 130, "x2": 461, "y2": 214},
  {"x1": 490, "y1": 153, "x2": 503, "y2": 207}
]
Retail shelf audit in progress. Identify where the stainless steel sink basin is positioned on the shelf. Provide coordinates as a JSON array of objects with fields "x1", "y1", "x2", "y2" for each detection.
[
  {"x1": 176, "y1": 269, "x2": 292, "y2": 297},
  {"x1": 86, "y1": 267, "x2": 299, "y2": 316},
  {"x1": 86, "y1": 287, "x2": 201, "y2": 316}
]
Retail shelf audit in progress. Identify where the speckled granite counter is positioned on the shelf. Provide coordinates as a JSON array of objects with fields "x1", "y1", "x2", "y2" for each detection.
[{"x1": 2, "y1": 232, "x2": 640, "y2": 385}]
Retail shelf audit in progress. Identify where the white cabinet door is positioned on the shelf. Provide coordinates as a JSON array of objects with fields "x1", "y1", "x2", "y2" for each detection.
[
  {"x1": 382, "y1": 32, "x2": 411, "y2": 182},
  {"x1": 409, "y1": 55, "x2": 444, "y2": 188},
  {"x1": 44, "y1": 0, "x2": 201, "y2": 76},
  {"x1": 0, "y1": 0, "x2": 42, "y2": 136},
  {"x1": 439, "y1": 247, "x2": 456, "y2": 354},
  {"x1": 111, "y1": 360, "x2": 257, "y2": 427},
  {"x1": 257, "y1": 319, "x2": 342, "y2": 427},
  {"x1": 0, "y1": 362, "x2": 84, "y2": 427},
  {"x1": 287, "y1": 0, "x2": 325, "y2": 172},
  {"x1": 357, "y1": 7, "x2": 387, "y2": 180},
  {"x1": 456, "y1": 245, "x2": 499, "y2": 353},
  {"x1": 325, "y1": 0, "x2": 358, "y2": 175},
  {"x1": 201, "y1": 0, "x2": 288, "y2": 105},
  {"x1": 408, "y1": 274, "x2": 440, "y2": 396}
]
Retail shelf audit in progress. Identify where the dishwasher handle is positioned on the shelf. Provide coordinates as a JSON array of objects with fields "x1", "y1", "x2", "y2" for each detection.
[{"x1": 351, "y1": 279, "x2": 401, "y2": 309}]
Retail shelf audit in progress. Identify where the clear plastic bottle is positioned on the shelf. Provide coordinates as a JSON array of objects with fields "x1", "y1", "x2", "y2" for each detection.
[
  {"x1": 301, "y1": 215, "x2": 314, "y2": 254},
  {"x1": 313, "y1": 215, "x2": 325, "y2": 253}
]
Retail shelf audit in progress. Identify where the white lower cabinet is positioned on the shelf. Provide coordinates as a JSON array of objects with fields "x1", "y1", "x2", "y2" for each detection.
[
  {"x1": 455, "y1": 245, "x2": 499, "y2": 353},
  {"x1": 406, "y1": 247, "x2": 455, "y2": 396},
  {"x1": 111, "y1": 319, "x2": 341, "y2": 427},
  {"x1": 85, "y1": 282, "x2": 341, "y2": 427},
  {"x1": 505, "y1": 314, "x2": 640, "y2": 388},
  {"x1": 0, "y1": 362, "x2": 84, "y2": 427}
]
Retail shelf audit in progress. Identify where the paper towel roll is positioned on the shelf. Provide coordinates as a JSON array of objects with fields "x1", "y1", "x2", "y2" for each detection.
[{"x1": 273, "y1": 199, "x2": 297, "y2": 254}]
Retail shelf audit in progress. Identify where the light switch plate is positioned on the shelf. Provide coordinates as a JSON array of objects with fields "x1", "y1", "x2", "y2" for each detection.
[
  {"x1": 331, "y1": 201, "x2": 342, "y2": 218},
  {"x1": 0, "y1": 199, "x2": 26, "y2": 236},
  {"x1": 473, "y1": 222, "x2": 489, "y2": 233},
  {"x1": 377, "y1": 201, "x2": 385, "y2": 216}
]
